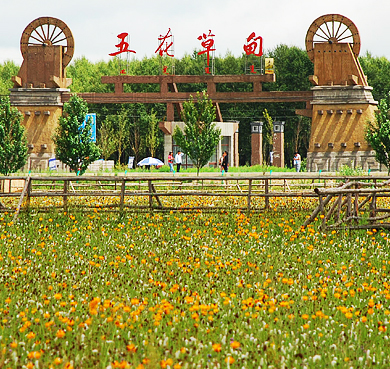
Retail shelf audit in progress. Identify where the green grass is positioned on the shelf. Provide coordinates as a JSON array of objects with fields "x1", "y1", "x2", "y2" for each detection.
[{"x1": 0, "y1": 196, "x2": 389, "y2": 368}]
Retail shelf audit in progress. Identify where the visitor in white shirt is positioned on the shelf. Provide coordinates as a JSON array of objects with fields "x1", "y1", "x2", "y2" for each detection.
[{"x1": 175, "y1": 151, "x2": 184, "y2": 172}]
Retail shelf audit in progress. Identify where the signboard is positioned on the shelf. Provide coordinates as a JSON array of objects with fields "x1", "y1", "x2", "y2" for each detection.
[
  {"x1": 49, "y1": 158, "x2": 57, "y2": 171},
  {"x1": 82, "y1": 113, "x2": 97, "y2": 142},
  {"x1": 128, "y1": 156, "x2": 135, "y2": 169},
  {"x1": 265, "y1": 58, "x2": 274, "y2": 74}
]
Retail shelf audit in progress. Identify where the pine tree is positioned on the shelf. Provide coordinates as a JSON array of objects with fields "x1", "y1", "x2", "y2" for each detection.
[
  {"x1": 53, "y1": 95, "x2": 101, "y2": 175},
  {"x1": 173, "y1": 92, "x2": 221, "y2": 175},
  {"x1": 0, "y1": 97, "x2": 28, "y2": 175}
]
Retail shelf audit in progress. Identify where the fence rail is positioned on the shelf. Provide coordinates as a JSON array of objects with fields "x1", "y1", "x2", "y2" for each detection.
[
  {"x1": 1, "y1": 174, "x2": 390, "y2": 222},
  {"x1": 304, "y1": 178, "x2": 390, "y2": 230}
]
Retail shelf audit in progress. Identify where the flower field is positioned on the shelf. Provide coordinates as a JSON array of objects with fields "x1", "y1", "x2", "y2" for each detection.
[{"x1": 0, "y1": 196, "x2": 390, "y2": 368}]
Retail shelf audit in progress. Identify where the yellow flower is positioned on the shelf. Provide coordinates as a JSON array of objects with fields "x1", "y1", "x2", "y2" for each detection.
[
  {"x1": 27, "y1": 351, "x2": 41, "y2": 359},
  {"x1": 230, "y1": 341, "x2": 240, "y2": 349},
  {"x1": 212, "y1": 343, "x2": 222, "y2": 352},
  {"x1": 53, "y1": 357, "x2": 62, "y2": 365},
  {"x1": 10, "y1": 342, "x2": 17, "y2": 349},
  {"x1": 56, "y1": 329, "x2": 66, "y2": 338},
  {"x1": 160, "y1": 358, "x2": 174, "y2": 368},
  {"x1": 225, "y1": 356, "x2": 235, "y2": 364},
  {"x1": 126, "y1": 343, "x2": 137, "y2": 353},
  {"x1": 26, "y1": 332, "x2": 36, "y2": 340}
]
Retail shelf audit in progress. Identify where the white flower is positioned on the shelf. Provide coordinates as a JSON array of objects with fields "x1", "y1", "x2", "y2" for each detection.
[{"x1": 313, "y1": 355, "x2": 321, "y2": 362}]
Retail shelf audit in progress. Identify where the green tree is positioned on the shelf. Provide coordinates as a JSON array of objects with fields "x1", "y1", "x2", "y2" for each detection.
[
  {"x1": 0, "y1": 61, "x2": 20, "y2": 96},
  {"x1": 365, "y1": 96, "x2": 390, "y2": 173},
  {"x1": 262, "y1": 109, "x2": 273, "y2": 165},
  {"x1": 104, "y1": 109, "x2": 130, "y2": 164},
  {"x1": 359, "y1": 52, "x2": 390, "y2": 102},
  {"x1": 53, "y1": 95, "x2": 101, "y2": 175},
  {"x1": 0, "y1": 97, "x2": 28, "y2": 175},
  {"x1": 141, "y1": 110, "x2": 161, "y2": 158},
  {"x1": 173, "y1": 92, "x2": 221, "y2": 175},
  {"x1": 97, "y1": 119, "x2": 116, "y2": 161}
]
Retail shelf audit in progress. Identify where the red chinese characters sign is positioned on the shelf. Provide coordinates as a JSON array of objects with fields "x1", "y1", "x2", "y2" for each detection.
[
  {"x1": 108, "y1": 30, "x2": 268, "y2": 76},
  {"x1": 109, "y1": 33, "x2": 136, "y2": 56},
  {"x1": 155, "y1": 28, "x2": 174, "y2": 57},
  {"x1": 197, "y1": 30, "x2": 215, "y2": 74},
  {"x1": 243, "y1": 32, "x2": 263, "y2": 74},
  {"x1": 243, "y1": 32, "x2": 263, "y2": 57}
]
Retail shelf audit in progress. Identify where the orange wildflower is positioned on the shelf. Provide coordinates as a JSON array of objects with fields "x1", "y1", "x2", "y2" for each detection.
[
  {"x1": 212, "y1": 343, "x2": 222, "y2": 352},
  {"x1": 230, "y1": 341, "x2": 240, "y2": 349}
]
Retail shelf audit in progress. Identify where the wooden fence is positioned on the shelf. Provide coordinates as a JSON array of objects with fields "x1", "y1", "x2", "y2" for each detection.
[
  {"x1": 303, "y1": 178, "x2": 390, "y2": 230},
  {"x1": 1, "y1": 174, "x2": 390, "y2": 224}
]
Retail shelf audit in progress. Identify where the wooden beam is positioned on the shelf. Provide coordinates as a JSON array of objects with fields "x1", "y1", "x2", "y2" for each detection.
[
  {"x1": 347, "y1": 74, "x2": 359, "y2": 85},
  {"x1": 295, "y1": 109, "x2": 312, "y2": 117},
  {"x1": 11, "y1": 76, "x2": 22, "y2": 87},
  {"x1": 101, "y1": 74, "x2": 275, "y2": 85},
  {"x1": 309, "y1": 75, "x2": 319, "y2": 86},
  {"x1": 63, "y1": 90, "x2": 313, "y2": 104}
]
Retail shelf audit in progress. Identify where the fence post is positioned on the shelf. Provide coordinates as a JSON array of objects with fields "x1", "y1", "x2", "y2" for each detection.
[
  {"x1": 265, "y1": 179, "x2": 269, "y2": 209},
  {"x1": 247, "y1": 179, "x2": 252, "y2": 212},
  {"x1": 63, "y1": 180, "x2": 68, "y2": 212},
  {"x1": 25, "y1": 177, "x2": 32, "y2": 210},
  {"x1": 120, "y1": 179, "x2": 126, "y2": 212},
  {"x1": 319, "y1": 194, "x2": 326, "y2": 229},
  {"x1": 347, "y1": 193, "x2": 352, "y2": 224},
  {"x1": 148, "y1": 180, "x2": 153, "y2": 209}
]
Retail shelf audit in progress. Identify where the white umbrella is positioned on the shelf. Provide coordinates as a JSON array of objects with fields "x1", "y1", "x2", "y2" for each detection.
[{"x1": 137, "y1": 157, "x2": 164, "y2": 166}]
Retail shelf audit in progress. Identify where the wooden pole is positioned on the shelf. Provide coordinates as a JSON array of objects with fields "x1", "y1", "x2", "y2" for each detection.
[
  {"x1": 120, "y1": 179, "x2": 126, "y2": 211},
  {"x1": 247, "y1": 179, "x2": 252, "y2": 212},
  {"x1": 26, "y1": 177, "x2": 32, "y2": 210},
  {"x1": 302, "y1": 194, "x2": 333, "y2": 227},
  {"x1": 319, "y1": 195, "x2": 326, "y2": 229},
  {"x1": 336, "y1": 194, "x2": 342, "y2": 222},
  {"x1": 265, "y1": 179, "x2": 269, "y2": 209},
  {"x1": 346, "y1": 193, "x2": 352, "y2": 224},
  {"x1": 63, "y1": 180, "x2": 68, "y2": 212},
  {"x1": 13, "y1": 177, "x2": 31, "y2": 222},
  {"x1": 148, "y1": 180, "x2": 153, "y2": 209}
]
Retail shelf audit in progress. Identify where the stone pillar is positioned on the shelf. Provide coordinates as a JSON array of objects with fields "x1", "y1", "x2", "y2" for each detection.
[
  {"x1": 233, "y1": 129, "x2": 239, "y2": 167},
  {"x1": 307, "y1": 86, "x2": 379, "y2": 172},
  {"x1": 250, "y1": 121, "x2": 263, "y2": 165},
  {"x1": 9, "y1": 88, "x2": 69, "y2": 171},
  {"x1": 272, "y1": 121, "x2": 285, "y2": 168}
]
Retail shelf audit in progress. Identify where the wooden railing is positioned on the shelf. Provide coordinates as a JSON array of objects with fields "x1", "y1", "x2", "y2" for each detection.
[
  {"x1": 1, "y1": 174, "x2": 390, "y2": 223},
  {"x1": 304, "y1": 178, "x2": 390, "y2": 230}
]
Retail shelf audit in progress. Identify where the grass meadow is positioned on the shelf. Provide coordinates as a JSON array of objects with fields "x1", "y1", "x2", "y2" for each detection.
[{"x1": 0, "y1": 195, "x2": 389, "y2": 368}]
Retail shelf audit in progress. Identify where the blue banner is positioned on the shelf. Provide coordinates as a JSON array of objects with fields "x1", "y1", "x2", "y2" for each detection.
[{"x1": 82, "y1": 113, "x2": 97, "y2": 142}]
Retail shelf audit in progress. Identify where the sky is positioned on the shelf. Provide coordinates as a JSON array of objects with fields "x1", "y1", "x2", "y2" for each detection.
[{"x1": 1, "y1": 0, "x2": 390, "y2": 66}]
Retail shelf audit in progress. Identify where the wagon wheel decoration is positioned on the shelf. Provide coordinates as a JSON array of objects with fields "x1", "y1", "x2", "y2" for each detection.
[
  {"x1": 305, "y1": 14, "x2": 360, "y2": 62},
  {"x1": 20, "y1": 16, "x2": 74, "y2": 67}
]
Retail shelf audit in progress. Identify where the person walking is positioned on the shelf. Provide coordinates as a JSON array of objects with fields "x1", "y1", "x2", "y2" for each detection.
[
  {"x1": 222, "y1": 151, "x2": 229, "y2": 173},
  {"x1": 269, "y1": 150, "x2": 274, "y2": 166},
  {"x1": 293, "y1": 152, "x2": 301, "y2": 172},
  {"x1": 175, "y1": 151, "x2": 184, "y2": 172},
  {"x1": 219, "y1": 152, "x2": 225, "y2": 172},
  {"x1": 168, "y1": 152, "x2": 174, "y2": 172}
]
